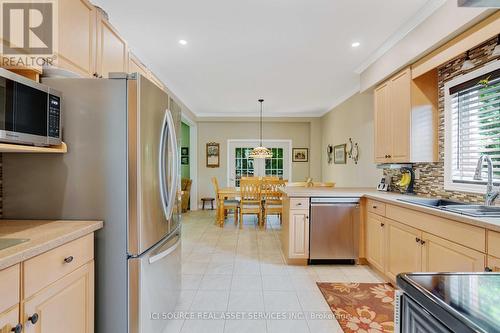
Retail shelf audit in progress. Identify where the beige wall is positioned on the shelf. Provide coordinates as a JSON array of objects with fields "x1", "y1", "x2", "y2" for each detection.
[
  {"x1": 321, "y1": 92, "x2": 382, "y2": 187},
  {"x1": 197, "y1": 120, "x2": 315, "y2": 203}
]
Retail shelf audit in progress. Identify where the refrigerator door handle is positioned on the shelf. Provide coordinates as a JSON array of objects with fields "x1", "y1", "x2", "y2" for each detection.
[
  {"x1": 148, "y1": 233, "x2": 181, "y2": 264},
  {"x1": 165, "y1": 109, "x2": 179, "y2": 221},
  {"x1": 158, "y1": 111, "x2": 170, "y2": 220}
]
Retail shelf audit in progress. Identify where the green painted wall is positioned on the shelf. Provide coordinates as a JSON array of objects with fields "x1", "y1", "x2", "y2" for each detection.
[{"x1": 181, "y1": 122, "x2": 190, "y2": 179}]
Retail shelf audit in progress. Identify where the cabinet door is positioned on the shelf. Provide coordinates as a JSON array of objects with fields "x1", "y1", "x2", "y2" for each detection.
[
  {"x1": 487, "y1": 256, "x2": 500, "y2": 272},
  {"x1": 96, "y1": 13, "x2": 128, "y2": 78},
  {"x1": 386, "y1": 221, "x2": 421, "y2": 281},
  {"x1": 56, "y1": 0, "x2": 96, "y2": 77},
  {"x1": 128, "y1": 52, "x2": 148, "y2": 77},
  {"x1": 374, "y1": 82, "x2": 391, "y2": 163},
  {"x1": 421, "y1": 233, "x2": 485, "y2": 272},
  {"x1": 289, "y1": 210, "x2": 309, "y2": 258},
  {"x1": 388, "y1": 68, "x2": 411, "y2": 162},
  {"x1": 0, "y1": 306, "x2": 20, "y2": 333},
  {"x1": 23, "y1": 261, "x2": 94, "y2": 333},
  {"x1": 365, "y1": 212, "x2": 386, "y2": 273}
]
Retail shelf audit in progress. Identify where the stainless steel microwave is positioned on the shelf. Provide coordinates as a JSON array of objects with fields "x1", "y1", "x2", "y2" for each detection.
[{"x1": 0, "y1": 68, "x2": 61, "y2": 146}]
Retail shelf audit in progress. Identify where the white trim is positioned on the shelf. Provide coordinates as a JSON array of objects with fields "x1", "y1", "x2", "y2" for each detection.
[
  {"x1": 443, "y1": 60, "x2": 500, "y2": 194},
  {"x1": 354, "y1": 0, "x2": 446, "y2": 74},
  {"x1": 181, "y1": 113, "x2": 198, "y2": 211},
  {"x1": 226, "y1": 139, "x2": 293, "y2": 187},
  {"x1": 195, "y1": 111, "x2": 325, "y2": 118}
]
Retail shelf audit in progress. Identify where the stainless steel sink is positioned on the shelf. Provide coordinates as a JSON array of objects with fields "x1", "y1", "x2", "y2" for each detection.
[
  {"x1": 0, "y1": 238, "x2": 29, "y2": 251},
  {"x1": 441, "y1": 205, "x2": 500, "y2": 217},
  {"x1": 397, "y1": 198, "x2": 466, "y2": 208},
  {"x1": 397, "y1": 198, "x2": 500, "y2": 217}
]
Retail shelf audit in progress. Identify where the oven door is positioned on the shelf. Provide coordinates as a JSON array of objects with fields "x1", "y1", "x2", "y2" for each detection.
[{"x1": 0, "y1": 72, "x2": 49, "y2": 145}]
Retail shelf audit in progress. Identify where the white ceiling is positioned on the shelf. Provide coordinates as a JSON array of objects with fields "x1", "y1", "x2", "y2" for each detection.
[{"x1": 93, "y1": 0, "x2": 441, "y2": 117}]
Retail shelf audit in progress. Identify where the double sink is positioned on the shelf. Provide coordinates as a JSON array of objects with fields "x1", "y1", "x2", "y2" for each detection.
[{"x1": 398, "y1": 198, "x2": 500, "y2": 217}]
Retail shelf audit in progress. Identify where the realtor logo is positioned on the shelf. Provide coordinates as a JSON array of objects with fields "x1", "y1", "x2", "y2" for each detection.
[{"x1": 1, "y1": 0, "x2": 57, "y2": 67}]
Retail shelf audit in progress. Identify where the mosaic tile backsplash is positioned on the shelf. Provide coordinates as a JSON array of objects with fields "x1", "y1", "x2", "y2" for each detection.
[{"x1": 384, "y1": 36, "x2": 500, "y2": 204}]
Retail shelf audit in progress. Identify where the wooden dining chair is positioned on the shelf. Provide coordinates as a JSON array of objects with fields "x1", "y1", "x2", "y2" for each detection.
[
  {"x1": 211, "y1": 177, "x2": 239, "y2": 226},
  {"x1": 239, "y1": 178, "x2": 262, "y2": 228},
  {"x1": 262, "y1": 179, "x2": 286, "y2": 226}
]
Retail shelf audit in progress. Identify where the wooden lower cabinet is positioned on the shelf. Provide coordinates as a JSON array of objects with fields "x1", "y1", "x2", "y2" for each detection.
[
  {"x1": 421, "y1": 233, "x2": 485, "y2": 272},
  {"x1": 365, "y1": 212, "x2": 386, "y2": 273},
  {"x1": 487, "y1": 256, "x2": 500, "y2": 272},
  {"x1": 289, "y1": 210, "x2": 309, "y2": 258},
  {"x1": 0, "y1": 306, "x2": 19, "y2": 333},
  {"x1": 385, "y1": 220, "x2": 422, "y2": 281},
  {"x1": 23, "y1": 261, "x2": 94, "y2": 333}
]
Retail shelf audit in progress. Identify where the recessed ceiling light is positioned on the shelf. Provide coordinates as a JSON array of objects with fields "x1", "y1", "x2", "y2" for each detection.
[
  {"x1": 351, "y1": 42, "x2": 360, "y2": 48},
  {"x1": 178, "y1": 39, "x2": 188, "y2": 46}
]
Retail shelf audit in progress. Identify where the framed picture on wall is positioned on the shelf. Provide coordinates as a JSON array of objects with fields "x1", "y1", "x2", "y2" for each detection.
[
  {"x1": 206, "y1": 142, "x2": 220, "y2": 168},
  {"x1": 181, "y1": 147, "x2": 189, "y2": 156},
  {"x1": 334, "y1": 144, "x2": 346, "y2": 164},
  {"x1": 292, "y1": 148, "x2": 309, "y2": 162},
  {"x1": 181, "y1": 156, "x2": 189, "y2": 165}
]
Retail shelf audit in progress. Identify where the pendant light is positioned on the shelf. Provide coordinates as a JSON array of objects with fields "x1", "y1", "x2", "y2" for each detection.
[
  {"x1": 461, "y1": 50, "x2": 474, "y2": 71},
  {"x1": 249, "y1": 99, "x2": 273, "y2": 159},
  {"x1": 491, "y1": 34, "x2": 500, "y2": 58}
]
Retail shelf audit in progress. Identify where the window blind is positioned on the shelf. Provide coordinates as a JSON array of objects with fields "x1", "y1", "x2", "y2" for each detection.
[{"x1": 450, "y1": 69, "x2": 500, "y2": 184}]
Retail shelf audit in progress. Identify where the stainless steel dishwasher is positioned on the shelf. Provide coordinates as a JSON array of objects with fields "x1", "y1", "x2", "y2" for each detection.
[{"x1": 309, "y1": 197, "x2": 360, "y2": 263}]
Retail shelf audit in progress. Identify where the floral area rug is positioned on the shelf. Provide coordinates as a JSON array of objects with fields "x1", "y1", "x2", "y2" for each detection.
[{"x1": 316, "y1": 282, "x2": 395, "y2": 333}]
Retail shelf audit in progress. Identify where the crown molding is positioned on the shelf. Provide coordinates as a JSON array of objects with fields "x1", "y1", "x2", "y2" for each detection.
[{"x1": 354, "y1": 0, "x2": 447, "y2": 75}]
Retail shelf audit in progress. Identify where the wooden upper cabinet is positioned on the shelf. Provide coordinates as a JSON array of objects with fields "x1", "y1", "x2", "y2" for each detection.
[
  {"x1": 148, "y1": 70, "x2": 165, "y2": 90},
  {"x1": 96, "y1": 11, "x2": 128, "y2": 78},
  {"x1": 388, "y1": 69, "x2": 411, "y2": 162},
  {"x1": 128, "y1": 52, "x2": 148, "y2": 77},
  {"x1": 373, "y1": 67, "x2": 437, "y2": 164},
  {"x1": 54, "y1": 0, "x2": 97, "y2": 77},
  {"x1": 374, "y1": 82, "x2": 391, "y2": 163}
]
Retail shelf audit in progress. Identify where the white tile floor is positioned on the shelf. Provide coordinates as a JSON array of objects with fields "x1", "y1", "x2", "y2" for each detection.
[{"x1": 165, "y1": 210, "x2": 385, "y2": 333}]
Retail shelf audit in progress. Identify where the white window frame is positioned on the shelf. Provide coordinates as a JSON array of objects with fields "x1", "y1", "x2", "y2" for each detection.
[
  {"x1": 226, "y1": 139, "x2": 292, "y2": 187},
  {"x1": 444, "y1": 60, "x2": 500, "y2": 194}
]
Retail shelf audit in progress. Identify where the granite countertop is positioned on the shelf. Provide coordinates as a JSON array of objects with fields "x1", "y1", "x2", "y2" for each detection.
[
  {"x1": 280, "y1": 187, "x2": 500, "y2": 232},
  {"x1": 0, "y1": 220, "x2": 103, "y2": 271}
]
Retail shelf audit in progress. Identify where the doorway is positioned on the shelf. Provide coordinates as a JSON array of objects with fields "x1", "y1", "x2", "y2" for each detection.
[{"x1": 181, "y1": 114, "x2": 197, "y2": 211}]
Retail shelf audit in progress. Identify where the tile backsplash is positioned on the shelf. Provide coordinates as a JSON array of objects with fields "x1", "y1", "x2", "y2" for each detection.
[{"x1": 384, "y1": 36, "x2": 500, "y2": 203}]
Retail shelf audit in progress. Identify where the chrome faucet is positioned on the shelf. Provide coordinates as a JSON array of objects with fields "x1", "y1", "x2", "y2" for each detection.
[{"x1": 473, "y1": 155, "x2": 499, "y2": 206}]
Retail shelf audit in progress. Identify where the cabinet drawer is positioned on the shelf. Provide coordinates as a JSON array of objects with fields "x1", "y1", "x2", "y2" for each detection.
[
  {"x1": 0, "y1": 264, "x2": 20, "y2": 314},
  {"x1": 24, "y1": 234, "x2": 94, "y2": 298},
  {"x1": 367, "y1": 199, "x2": 386, "y2": 216},
  {"x1": 290, "y1": 198, "x2": 309, "y2": 210},
  {"x1": 488, "y1": 231, "x2": 500, "y2": 258}
]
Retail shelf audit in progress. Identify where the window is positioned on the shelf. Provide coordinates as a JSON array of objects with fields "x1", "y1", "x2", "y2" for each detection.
[
  {"x1": 265, "y1": 148, "x2": 284, "y2": 177},
  {"x1": 444, "y1": 61, "x2": 500, "y2": 193},
  {"x1": 235, "y1": 147, "x2": 255, "y2": 187}
]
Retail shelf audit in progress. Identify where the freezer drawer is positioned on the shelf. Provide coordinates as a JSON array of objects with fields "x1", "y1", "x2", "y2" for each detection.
[{"x1": 128, "y1": 229, "x2": 181, "y2": 333}]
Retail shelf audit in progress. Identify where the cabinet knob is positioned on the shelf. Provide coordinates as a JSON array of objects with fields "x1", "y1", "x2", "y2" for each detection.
[
  {"x1": 372, "y1": 205, "x2": 377, "y2": 209},
  {"x1": 297, "y1": 203, "x2": 302, "y2": 206},
  {"x1": 485, "y1": 267, "x2": 493, "y2": 272},
  {"x1": 415, "y1": 237, "x2": 421, "y2": 243},
  {"x1": 11, "y1": 324, "x2": 22, "y2": 333},
  {"x1": 64, "y1": 256, "x2": 74, "y2": 264},
  {"x1": 380, "y1": 223, "x2": 385, "y2": 227},
  {"x1": 420, "y1": 240, "x2": 426, "y2": 245},
  {"x1": 28, "y1": 313, "x2": 39, "y2": 325}
]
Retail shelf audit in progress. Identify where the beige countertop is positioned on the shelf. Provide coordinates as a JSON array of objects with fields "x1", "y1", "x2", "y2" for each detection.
[
  {"x1": 0, "y1": 220, "x2": 103, "y2": 271},
  {"x1": 281, "y1": 187, "x2": 500, "y2": 232}
]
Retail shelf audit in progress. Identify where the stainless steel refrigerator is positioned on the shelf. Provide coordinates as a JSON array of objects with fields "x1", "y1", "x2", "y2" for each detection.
[{"x1": 2, "y1": 73, "x2": 181, "y2": 333}]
